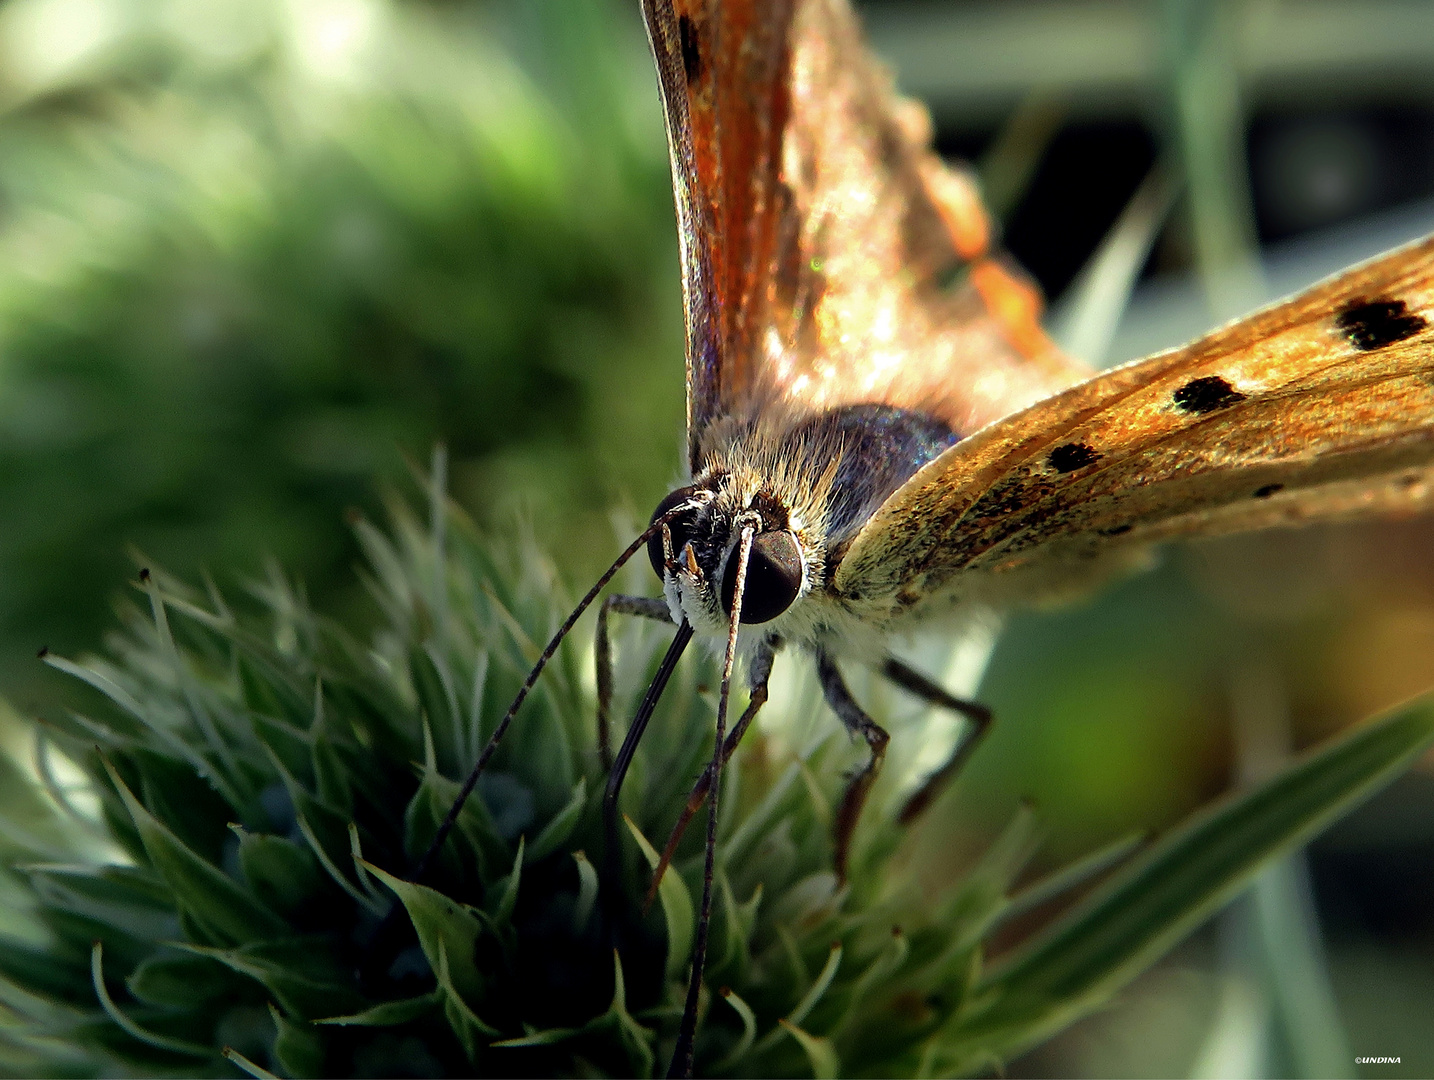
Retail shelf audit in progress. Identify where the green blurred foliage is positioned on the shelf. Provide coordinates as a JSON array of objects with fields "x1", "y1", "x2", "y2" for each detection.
[{"x1": 0, "y1": 0, "x2": 686, "y2": 707}]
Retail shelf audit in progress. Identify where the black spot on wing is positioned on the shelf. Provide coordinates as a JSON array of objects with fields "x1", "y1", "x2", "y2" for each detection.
[
  {"x1": 1336, "y1": 298, "x2": 1427, "y2": 351},
  {"x1": 1048, "y1": 442, "x2": 1101, "y2": 473},
  {"x1": 678, "y1": 14, "x2": 703, "y2": 83},
  {"x1": 1100, "y1": 524, "x2": 1133, "y2": 536},
  {"x1": 1172, "y1": 375, "x2": 1247, "y2": 414},
  {"x1": 1253, "y1": 483, "x2": 1284, "y2": 499}
]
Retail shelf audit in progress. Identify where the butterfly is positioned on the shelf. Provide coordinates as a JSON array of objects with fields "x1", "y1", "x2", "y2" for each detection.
[{"x1": 417, "y1": 0, "x2": 1434, "y2": 1074}]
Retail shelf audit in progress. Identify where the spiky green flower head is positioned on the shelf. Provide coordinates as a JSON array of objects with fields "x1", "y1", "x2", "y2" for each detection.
[
  {"x1": 2, "y1": 466, "x2": 1432, "y2": 1078},
  {"x1": 0, "y1": 469, "x2": 995, "y2": 1080}
]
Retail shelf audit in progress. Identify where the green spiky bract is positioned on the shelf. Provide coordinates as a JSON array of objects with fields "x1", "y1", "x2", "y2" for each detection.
[{"x1": 2, "y1": 475, "x2": 1432, "y2": 1079}]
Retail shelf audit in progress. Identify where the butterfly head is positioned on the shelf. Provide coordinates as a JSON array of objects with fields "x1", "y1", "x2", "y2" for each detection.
[{"x1": 647, "y1": 475, "x2": 813, "y2": 636}]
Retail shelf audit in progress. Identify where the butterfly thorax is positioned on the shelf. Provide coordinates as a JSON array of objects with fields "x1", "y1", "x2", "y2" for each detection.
[{"x1": 649, "y1": 403, "x2": 960, "y2": 647}]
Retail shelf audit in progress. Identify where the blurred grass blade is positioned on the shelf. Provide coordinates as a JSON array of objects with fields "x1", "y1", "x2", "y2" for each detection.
[
  {"x1": 990, "y1": 830, "x2": 1145, "y2": 934},
  {"x1": 976, "y1": 91, "x2": 1065, "y2": 223},
  {"x1": 1189, "y1": 962, "x2": 1269, "y2": 1079},
  {"x1": 1054, "y1": 163, "x2": 1178, "y2": 366},
  {"x1": 948, "y1": 693, "x2": 1434, "y2": 1063},
  {"x1": 1252, "y1": 857, "x2": 1352, "y2": 1076},
  {"x1": 1161, "y1": 0, "x2": 1264, "y2": 317}
]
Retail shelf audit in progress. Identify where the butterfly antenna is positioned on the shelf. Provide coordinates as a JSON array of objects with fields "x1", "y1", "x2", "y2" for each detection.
[
  {"x1": 668, "y1": 523, "x2": 755, "y2": 1079},
  {"x1": 409, "y1": 497, "x2": 706, "y2": 889}
]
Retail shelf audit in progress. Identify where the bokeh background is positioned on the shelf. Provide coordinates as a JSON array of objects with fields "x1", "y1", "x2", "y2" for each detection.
[{"x1": 0, "y1": 0, "x2": 1432, "y2": 1075}]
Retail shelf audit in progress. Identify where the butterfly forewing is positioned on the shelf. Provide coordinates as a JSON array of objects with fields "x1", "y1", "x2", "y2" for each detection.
[
  {"x1": 642, "y1": 0, "x2": 1092, "y2": 471},
  {"x1": 836, "y1": 235, "x2": 1434, "y2": 605},
  {"x1": 641, "y1": 0, "x2": 722, "y2": 464}
]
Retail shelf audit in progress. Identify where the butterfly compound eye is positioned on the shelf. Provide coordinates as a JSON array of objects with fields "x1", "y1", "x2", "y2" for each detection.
[
  {"x1": 647, "y1": 485, "x2": 700, "y2": 578},
  {"x1": 720, "y1": 530, "x2": 804, "y2": 625}
]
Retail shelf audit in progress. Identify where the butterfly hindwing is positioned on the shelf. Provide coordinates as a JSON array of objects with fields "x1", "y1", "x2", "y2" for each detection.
[
  {"x1": 835, "y1": 235, "x2": 1434, "y2": 608},
  {"x1": 640, "y1": 0, "x2": 1092, "y2": 472}
]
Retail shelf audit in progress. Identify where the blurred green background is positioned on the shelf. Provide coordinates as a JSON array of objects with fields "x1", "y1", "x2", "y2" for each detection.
[{"x1": 2, "y1": 0, "x2": 1434, "y2": 1075}]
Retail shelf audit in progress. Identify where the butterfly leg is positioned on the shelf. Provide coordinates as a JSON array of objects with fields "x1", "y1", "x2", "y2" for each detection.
[
  {"x1": 879, "y1": 657, "x2": 993, "y2": 824},
  {"x1": 816, "y1": 650, "x2": 890, "y2": 881},
  {"x1": 645, "y1": 638, "x2": 777, "y2": 906},
  {"x1": 595, "y1": 594, "x2": 673, "y2": 772}
]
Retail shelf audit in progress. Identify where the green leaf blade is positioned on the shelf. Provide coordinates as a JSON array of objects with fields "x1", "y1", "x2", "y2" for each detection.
[
  {"x1": 527, "y1": 776, "x2": 586, "y2": 862},
  {"x1": 101, "y1": 760, "x2": 288, "y2": 946},
  {"x1": 951, "y1": 694, "x2": 1434, "y2": 1062},
  {"x1": 173, "y1": 940, "x2": 365, "y2": 1021},
  {"x1": 316, "y1": 991, "x2": 442, "y2": 1028},
  {"x1": 623, "y1": 815, "x2": 693, "y2": 983},
  {"x1": 363, "y1": 862, "x2": 489, "y2": 1007}
]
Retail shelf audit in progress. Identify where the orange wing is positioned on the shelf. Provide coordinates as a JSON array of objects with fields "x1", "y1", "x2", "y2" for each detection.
[
  {"x1": 640, "y1": 0, "x2": 1091, "y2": 471},
  {"x1": 835, "y1": 236, "x2": 1434, "y2": 611}
]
